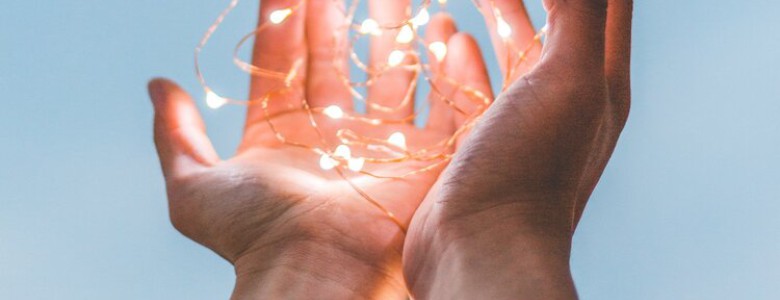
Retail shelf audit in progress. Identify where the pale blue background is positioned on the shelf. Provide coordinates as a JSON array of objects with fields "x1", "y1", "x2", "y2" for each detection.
[{"x1": 1, "y1": 1, "x2": 779, "y2": 299}]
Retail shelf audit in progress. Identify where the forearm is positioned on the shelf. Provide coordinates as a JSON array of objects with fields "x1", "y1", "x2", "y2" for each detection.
[{"x1": 231, "y1": 241, "x2": 408, "y2": 300}]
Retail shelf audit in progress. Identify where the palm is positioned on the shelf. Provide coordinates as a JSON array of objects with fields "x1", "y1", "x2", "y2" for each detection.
[
  {"x1": 174, "y1": 117, "x2": 449, "y2": 263},
  {"x1": 151, "y1": 0, "x2": 547, "y2": 297},
  {"x1": 149, "y1": 0, "x2": 473, "y2": 295}
]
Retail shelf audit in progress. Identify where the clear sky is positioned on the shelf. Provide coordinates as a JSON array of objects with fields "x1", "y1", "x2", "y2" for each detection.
[{"x1": 1, "y1": 1, "x2": 779, "y2": 299}]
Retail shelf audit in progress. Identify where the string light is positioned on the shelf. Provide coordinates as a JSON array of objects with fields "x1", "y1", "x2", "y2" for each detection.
[
  {"x1": 360, "y1": 18, "x2": 382, "y2": 36},
  {"x1": 387, "y1": 132, "x2": 407, "y2": 150},
  {"x1": 193, "y1": 0, "x2": 546, "y2": 232},
  {"x1": 205, "y1": 88, "x2": 227, "y2": 109},
  {"x1": 395, "y1": 25, "x2": 415, "y2": 44},
  {"x1": 334, "y1": 144, "x2": 352, "y2": 159},
  {"x1": 323, "y1": 105, "x2": 344, "y2": 119},
  {"x1": 428, "y1": 41, "x2": 447, "y2": 62},
  {"x1": 269, "y1": 8, "x2": 293, "y2": 24},
  {"x1": 387, "y1": 49, "x2": 406, "y2": 67},
  {"x1": 319, "y1": 153, "x2": 339, "y2": 170},
  {"x1": 348, "y1": 157, "x2": 365, "y2": 172},
  {"x1": 496, "y1": 13, "x2": 512, "y2": 38},
  {"x1": 411, "y1": 8, "x2": 430, "y2": 27}
]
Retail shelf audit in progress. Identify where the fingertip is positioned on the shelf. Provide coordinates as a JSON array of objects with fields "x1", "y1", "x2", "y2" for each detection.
[
  {"x1": 147, "y1": 78, "x2": 168, "y2": 105},
  {"x1": 446, "y1": 33, "x2": 483, "y2": 64},
  {"x1": 425, "y1": 13, "x2": 457, "y2": 40},
  {"x1": 147, "y1": 77, "x2": 185, "y2": 108},
  {"x1": 148, "y1": 78, "x2": 219, "y2": 176},
  {"x1": 444, "y1": 32, "x2": 493, "y2": 131}
]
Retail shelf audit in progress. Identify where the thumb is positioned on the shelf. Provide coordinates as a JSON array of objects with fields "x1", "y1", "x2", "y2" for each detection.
[{"x1": 148, "y1": 78, "x2": 219, "y2": 179}]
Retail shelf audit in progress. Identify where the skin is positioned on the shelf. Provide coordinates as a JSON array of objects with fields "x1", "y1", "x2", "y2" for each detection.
[{"x1": 148, "y1": 0, "x2": 632, "y2": 299}]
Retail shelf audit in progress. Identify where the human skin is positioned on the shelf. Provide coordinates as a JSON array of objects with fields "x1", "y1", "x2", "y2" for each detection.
[
  {"x1": 402, "y1": 0, "x2": 634, "y2": 299},
  {"x1": 148, "y1": 0, "x2": 632, "y2": 299}
]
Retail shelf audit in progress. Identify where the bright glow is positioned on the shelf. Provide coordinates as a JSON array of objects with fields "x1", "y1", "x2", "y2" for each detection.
[
  {"x1": 319, "y1": 154, "x2": 338, "y2": 170},
  {"x1": 412, "y1": 8, "x2": 430, "y2": 26},
  {"x1": 387, "y1": 50, "x2": 406, "y2": 67},
  {"x1": 497, "y1": 16, "x2": 512, "y2": 38},
  {"x1": 348, "y1": 157, "x2": 365, "y2": 172},
  {"x1": 269, "y1": 8, "x2": 293, "y2": 24},
  {"x1": 438, "y1": 0, "x2": 447, "y2": 4},
  {"x1": 395, "y1": 25, "x2": 414, "y2": 44},
  {"x1": 323, "y1": 105, "x2": 344, "y2": 119},
  {"x1": 388, "y1": 132, "x2": 407, "y2": 149},
  {"x1": 334, "y1": 145, "x2": 351, "y2": 159},
  {"x1": 360, "y1": 18, "x2": 382, "y2": 36},
  {"x1": 205, "y1": 89, "x2": 227, "y2": 109},
  {"x1": 428, "y1": 41, "x2": 448, "y2": 62}
]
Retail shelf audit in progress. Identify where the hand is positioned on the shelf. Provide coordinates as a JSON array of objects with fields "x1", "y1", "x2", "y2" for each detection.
[
  {"x1": 148, "y1": 1, "x2": 485, "y2": 299},
  {"x1": 403, "y1": 0, "x2": 634, "y2": 299}
]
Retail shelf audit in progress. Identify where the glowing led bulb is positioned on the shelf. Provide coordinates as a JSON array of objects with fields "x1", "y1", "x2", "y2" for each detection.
[
  {"x1": 323, "y1": 105, "x2": 344, "y2": 119},
  {"x1": 205, "y1": 89, "x2": 227, "y2": 109},
  {"x1": 388, "y1": 132, "x2": 407, "y2": 149},
  {"x1": 412, "y1": 8, "x2": 430, "y2": 26},
  {"x1": 334, "y1": 145, "x2": 351, "y2": 159},
  {"x1": 387, "y1": 50, "x2": 405, "y2": 67},
  {"x1": 269, "y1": 8, "x2": 293, "y2": 24},
  {"x1": 360, "y1": 18, "x2": 381, "y2": 36},
  {"x1": 395, "y1": 25, "x2": 414, "y2": 44},
  {"x1": 319, "y1": 154, "x2": 338, "y2": 170},
  {"x1": 428, "y1": 41, "x2": 448, "y2": 62},
  {"x1": 496, "y1": 16, "x2": 512, "y2": 38},
  {"x1": 348, "y1": 157, "x2": 365, "y2": 172}
]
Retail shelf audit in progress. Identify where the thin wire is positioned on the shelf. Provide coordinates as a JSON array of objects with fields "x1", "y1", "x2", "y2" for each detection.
[{"x1": 194, "y1": 0, "x2": 545, "y2": 233}]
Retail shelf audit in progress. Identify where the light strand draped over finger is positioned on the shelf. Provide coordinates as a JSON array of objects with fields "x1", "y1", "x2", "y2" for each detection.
[{"x1": 192, "y1": 0, "x2": 546, "y2": 233}]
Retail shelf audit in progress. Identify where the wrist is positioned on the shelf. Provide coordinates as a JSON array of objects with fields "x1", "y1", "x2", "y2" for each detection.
[
  {"x1": 405, "y1": 201, "x2": 576, "y2": 300},
  {"x1": 231, "y1": 239, "x2": 408, "y2": 300}
]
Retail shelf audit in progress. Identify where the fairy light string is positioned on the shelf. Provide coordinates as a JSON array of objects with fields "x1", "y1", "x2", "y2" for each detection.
[{"x1": 194, "y1": 0, "x2": 546, "y2": 233}]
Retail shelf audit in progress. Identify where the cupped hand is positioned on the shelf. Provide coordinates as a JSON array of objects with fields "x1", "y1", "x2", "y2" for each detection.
[
  {"x1": 403, "y1": 0, "x2": 634, "y2": 299},
  {"x1": 149, "y1": 0, "x2": 488, "y2": 299}
]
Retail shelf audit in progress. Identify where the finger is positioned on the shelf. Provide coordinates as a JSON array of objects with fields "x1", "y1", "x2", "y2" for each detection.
[
  {"x1": 443, "y1": 33, "x2": 494, "y2": 143},
  {"x1": 306, "y1": 0, "x2": 352, "y2": 109},
  {"x1": 149, "y1": 78, "x2": 219, "y2": 179},
  {"x1": 605, "y1": 0, "x2": 633, "y2": 108},
  {"x1": 571, "y1": 0, "x2": 634, "y2": 227},
  {"x1": 245, "y1": 1, "x2": 307, "y2": 126},
  {"x1": 425, "y1": 13, "x2": 457, "y2": 133},
  {"x1": 477, "y1": 0, "x2": 541, "y2": 82},
  {"x1": 367, "y1": 0, "x2": 414, "y2": 119},
  {"x1": 541, "y1": 0, "x2": 608, "y2": 73}
]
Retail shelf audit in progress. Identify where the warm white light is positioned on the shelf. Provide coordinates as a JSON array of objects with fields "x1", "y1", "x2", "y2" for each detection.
[
  {"x1": 428, "y1": 41, "x2": 448, "y2": 62},
  {"x1": 319, "y1": 154, "x2": 338, "y2": 170},
  {"x1": 323, "y1": 105, "x2": 344, "y2": 119},
  {"x1": 387, "y1": 50, "x2": 405, "y2": 67},
  {"x1": 412, "y1": 8, "x2": 430, "y2": 27},
  {"x1": 497, "y1": 16, "x2": 512, "y2": 38},
  {"x1": 395, "y1": 25, "x2": 414, "y2": 44},
  {"x1": 360, "y1": 18, "x2": 382, "y2": 36},
  {"x1": 269, "y1": 8, "x2": 293, "y2": 24},
  {"x1": 348, "y1": 157, "x2": 365, "y2": 172},
  {"x1": 205, "y1": 89, "x2": 227, "y2": 109},
  {"x1": 438, "y1": 0, "x2": 447, "y2": 4},
  {"x1": 334, "y1": 145, "x2": 351, "y2": 159},
  {"x1": 388, "y1": 132, "x2": 407, "y2": 149}
]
